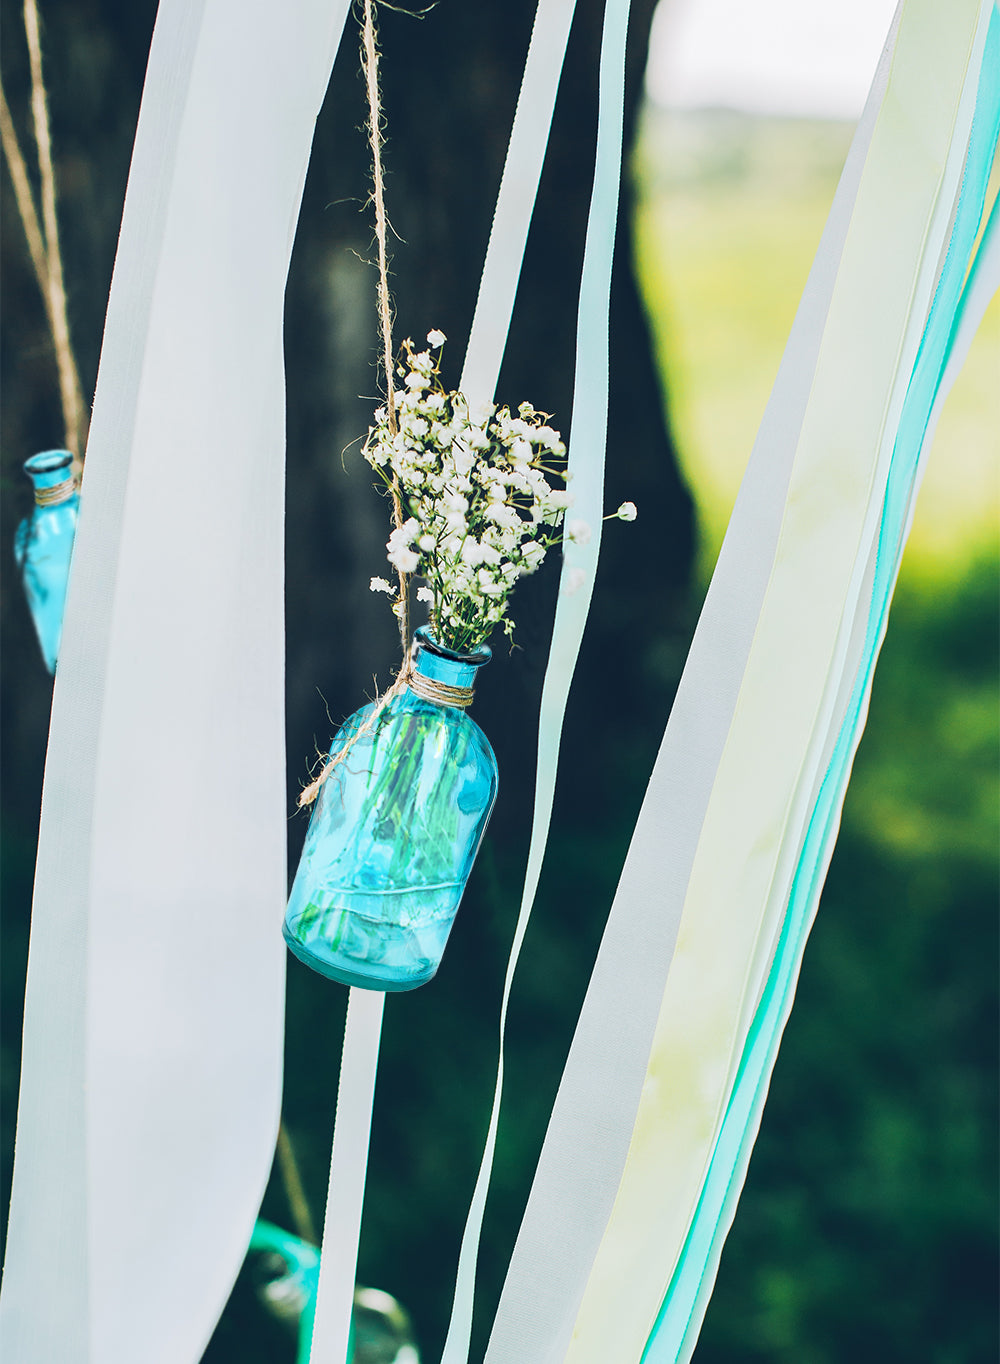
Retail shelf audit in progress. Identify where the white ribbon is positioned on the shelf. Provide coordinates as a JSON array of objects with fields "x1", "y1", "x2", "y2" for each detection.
[
  {"x1": 0, "y1": 4, "x2": 348, "y2": 1360},
  {"x1": 563, "y1": 5, "x2": 989, "y2": 1359},
  {"x1": 483, "y1": 6, "x2": 904, "y2": 1360},
  {"x1": 308, "y1": 989, "x2": 386, "y2": 1364},
  {"x1": 310, "y1": 5, "x2": 583, "y2": 1358},
  {"x1": 460, "y1": 0, "x2": 579, "y2": 411},
  {"x1": 442, "y1": 0, "x2": 629, "y2": 1359}
]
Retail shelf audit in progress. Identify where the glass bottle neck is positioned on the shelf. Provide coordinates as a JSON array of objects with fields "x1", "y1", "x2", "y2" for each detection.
[
  {"x1": 24, "y1": 450, "x2": 77, "y2": 507},
  {"x1": 409, "y1": 628, "x2": 490, "y2": 706}
]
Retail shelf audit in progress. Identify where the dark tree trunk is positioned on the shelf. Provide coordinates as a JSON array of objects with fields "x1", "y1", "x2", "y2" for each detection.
[{"x1": 1, "y1": 2, "x2": 695, "y2": 1358}]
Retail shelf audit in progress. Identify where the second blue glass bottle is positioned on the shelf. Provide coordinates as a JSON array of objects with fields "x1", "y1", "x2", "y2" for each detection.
[
  {"x1": 13, "y1": 449, "x2": 80, "y2": 674},
  {"x1": 284, "y1": 628, "x2": 498, "y2": 991}
]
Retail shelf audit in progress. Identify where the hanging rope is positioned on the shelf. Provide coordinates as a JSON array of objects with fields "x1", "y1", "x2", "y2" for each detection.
[
  {"x1": 0, "y1": 85, "x2": 49, "y2": 307},
  {"x1": 298, "y1": 0, "x2": 418, "y2": 811},
  {"x1": 0, "y1": 0, "x2": 88, "y2": 472},
  {"x1": 360, "y1": 0, "x2": 409, "y2": 653},
  {"x1": 298, "y1": 635, "x2": 479, "y2": 808}
]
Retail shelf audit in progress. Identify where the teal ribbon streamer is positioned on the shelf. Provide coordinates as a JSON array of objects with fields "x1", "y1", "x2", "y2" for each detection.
[
  {"x1": 248, "y1": 1221, "x2": 325, "y2": 1364},
  {"x1": 642, "y1": 12, "x2": 1000, "y2": 1361}
]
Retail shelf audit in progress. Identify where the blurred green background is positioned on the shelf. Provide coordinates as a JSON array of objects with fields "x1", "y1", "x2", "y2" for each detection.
[{"x1": 1, "y1": 4, "x2": 996, "y2": 1362}]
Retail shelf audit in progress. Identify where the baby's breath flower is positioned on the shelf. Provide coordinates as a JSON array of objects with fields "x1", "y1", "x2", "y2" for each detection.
[
  {"x1": 361, "y1": 333, "x2": 579, "y2": 651},
  {"x1": 544, "y1": 489, "x2": 573, "y2": 511},
  {"x1": 369, "y1": 576, "x2": 393, "y2": 594},
  {"x1": 617, "y1": 501, "x2": 637, "y2": 521},
  {"x1": 567, "y1": 519, "x2": 591, "y2": 545},
  {"x1": 388, "y1": 545, "x2": 419, "y2": 574},
  {"x1": 520, "y1": 540, "x2": 545, "y2": 573},
  {"x1": 534, "y1": 425, "x2": 563, "y2": 452}
]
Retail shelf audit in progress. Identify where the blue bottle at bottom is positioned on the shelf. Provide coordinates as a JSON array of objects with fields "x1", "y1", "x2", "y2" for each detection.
[
  {"x1": 284, "y1": 628, "x2": 498, "y2": 991},
  {"x1": 13, "y1": 449, "x2": 79, "y2": 674}
]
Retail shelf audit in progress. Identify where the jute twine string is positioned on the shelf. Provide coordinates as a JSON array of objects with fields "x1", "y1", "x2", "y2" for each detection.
[
  {"x1": 0, "y1": 0, "x2": 87, "y2": 475},
  {"x1": 33, "y1": 475, "x2": 76, "y2": 508},
  {"x1": 299, "y1": 3, "x2": 475, "y2": 809},
  {"x1": 361, "y1": 0, "x2": 409, "y2": 653},
  {"x1": 0, "y1": 85, "x2": 49, "y2": 315},
  {"x1": 298, "y1": 1, "x2": 418, "y2": 811},
  {"x1": 407, "y1": 671, "x2": 474, "y2": 709},
  {"x1": 297, "y1": 643, "x2": 474, "y2": 808}
]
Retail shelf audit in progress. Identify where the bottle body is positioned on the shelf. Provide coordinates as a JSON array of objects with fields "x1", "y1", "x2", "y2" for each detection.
[
  {"x1": 284, "y1": 632, "x2": 498, "y2": 991},
  {"x1": 14, "y1": 450, "x2": 79, "y2": 674}
]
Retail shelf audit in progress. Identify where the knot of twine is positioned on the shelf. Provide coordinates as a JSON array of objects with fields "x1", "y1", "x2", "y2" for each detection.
[
  {"x1": 298, "y1": 645, "x2": 476, "y2": 808},
  {"x1": 34, "y1": 476, "x2": 77, "y2": 508}
]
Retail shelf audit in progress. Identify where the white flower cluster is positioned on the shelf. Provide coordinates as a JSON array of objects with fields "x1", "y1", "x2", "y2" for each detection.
[{"x1": 364, "y1": 332, "x2": 574, "y2": 653}]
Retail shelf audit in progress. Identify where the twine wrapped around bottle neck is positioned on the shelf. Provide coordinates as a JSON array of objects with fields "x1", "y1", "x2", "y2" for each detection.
[
  {"x1": 297, "y1": 642, "x2": 477, "y2": 808},
  {"x1": 34, "y1": 476, "x2": 77, "y2": 507},
  {"x1": 406, "y1": 667, "x2": 474, "y2": 709}
]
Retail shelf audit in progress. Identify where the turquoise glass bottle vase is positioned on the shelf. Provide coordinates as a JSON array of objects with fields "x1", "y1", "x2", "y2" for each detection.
[
  {"x1": 284, "y1": 627, "x2": 498, "y2": 992},
  {"x1": 13, "y1": 449, "x2": 80, "y2": 674}
]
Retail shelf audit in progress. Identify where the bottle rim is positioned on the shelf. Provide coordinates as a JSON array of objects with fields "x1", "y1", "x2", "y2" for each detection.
[
  {"x1": 414, "y1": 624, "x2": 491, "y2": 667},
  {"x1": 24, "y1": 449, "x2": 74, "y2": 476}
]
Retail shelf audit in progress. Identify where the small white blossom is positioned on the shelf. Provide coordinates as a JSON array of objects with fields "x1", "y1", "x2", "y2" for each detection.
[
  {"x1": 427, "y1": 328, "x2": 446, "y2": 348},
  {"x1": 369, "y1": 576, "x2": 393, "y2": 594},
  {"x1": 520, "y1": 540, "x2": 545, "y2": 572},
  {"x1": 534, "y1": 425, "x2": 564, "y2": 453},
  {"x1": 567, "y1": 519, "x2": 591, "y2": 546},
  {"x1": 387, "y1": 542, "x2": 419, "y2": 574},
  {"x1": 617, "y1": 501, "x2": 637, "y2": 521},
  {"x1": 545, "y1": 489, "x2": 573, "y2": 510},
  {"x1": 416, "y1": 585, "x2": 434, "y2": 603},
  {"x1": 562, "y1": 566, "x2": 586, "y2": 596}
]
